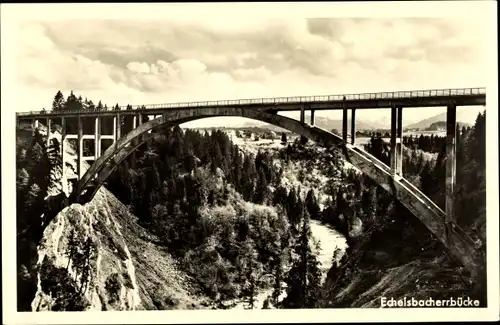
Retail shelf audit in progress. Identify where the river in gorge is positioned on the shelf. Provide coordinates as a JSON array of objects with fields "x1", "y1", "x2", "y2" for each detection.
[{"x1": 228, "y1": 219, "x2": 348, "y2": 310}]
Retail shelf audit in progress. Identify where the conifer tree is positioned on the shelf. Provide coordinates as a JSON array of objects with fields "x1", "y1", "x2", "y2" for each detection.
[
  {"x1": 305, "y1": 189, "x2": 321, "y2": 220},
  {"x1": 52, "y1": 91, "x2": 65, "y2": 112},
  {"x1": 272, "y1": 254, "x2": 284, "y2": 307},
  {"x1": 282, "y1": 211, "x2": 322, "y2": 308}
]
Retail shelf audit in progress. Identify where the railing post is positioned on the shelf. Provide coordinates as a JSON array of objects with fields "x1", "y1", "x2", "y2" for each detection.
[
  {"x1": 390, "y1": 105, "x2": 397, "y2": 175},
  {"x1": 94, "y1": 117, "x2": 101, "y2": 158},
  {"x1": 445, "y1": 101, "x2": 457, "y2": 243},
  {"x1": 77, "y1": 116, "x2": 83, "y2": 180},
  {"x1": 351, "y1": 108, "x2": 356, "y2": 145},
  {"x1": 61, "y1": 117, "x2": 67, "y2": 194},
  {"x1": 300, "y1": 105, "x2": 305, "y2": 123},
  {"x1": 310, "y1": 108, "x2": 315, "y2": 126},
  {"x1": 46, "y1": 118, "x2": 51, "y2": 149},
  {"x1": 342, "y1": 102, "x2": 348, "y2": 142},
  {"x1": 396, "y1": 106, "x2": 403, "y2": 175}
]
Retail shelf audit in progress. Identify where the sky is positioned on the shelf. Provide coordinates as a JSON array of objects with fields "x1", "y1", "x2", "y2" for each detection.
[{"x1": 6, "y1": 3, "x2": 494, "y2": 128}]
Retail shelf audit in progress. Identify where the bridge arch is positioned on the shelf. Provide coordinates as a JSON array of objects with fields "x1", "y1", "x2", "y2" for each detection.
[
  {"x1": 73, "y1": 107, "x2": 336, "y2": 203},
  {"x1": 71, "y1": 106, "x2": 482, "y2": 274}
]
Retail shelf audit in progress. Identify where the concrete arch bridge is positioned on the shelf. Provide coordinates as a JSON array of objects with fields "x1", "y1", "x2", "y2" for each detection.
[{"x1": 16, "y1": 87, "x2": 486, "y2": 276}]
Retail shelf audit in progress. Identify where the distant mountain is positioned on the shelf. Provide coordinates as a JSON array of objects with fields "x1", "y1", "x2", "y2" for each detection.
[
  {"x1": 237, "y1": 114, "x2": 377, "y2": 133},
  {"x1": 406, "y1": 112, "x2": 473, "y2": 130},
  {"x1": 237, "y1": 122, "x2": 289, "y2": 133}
]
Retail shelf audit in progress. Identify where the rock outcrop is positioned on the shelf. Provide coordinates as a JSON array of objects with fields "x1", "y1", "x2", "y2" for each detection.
[{"x1": 31, "y1": 187, "x2": 207, "y2": 311}]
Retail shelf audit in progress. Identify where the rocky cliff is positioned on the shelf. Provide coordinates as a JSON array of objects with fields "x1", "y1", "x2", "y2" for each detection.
[
  {"x1": 26, "y1": 125, "x2": 207, "y2": 311},
  {"x1": 31, "y1": 185, "x2": 208, "y2": 311}
]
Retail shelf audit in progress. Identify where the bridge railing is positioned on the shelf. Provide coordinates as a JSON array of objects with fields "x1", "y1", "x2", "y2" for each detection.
[{"x1": 16, "y1": 87, "x2": 486, "y2": 116}]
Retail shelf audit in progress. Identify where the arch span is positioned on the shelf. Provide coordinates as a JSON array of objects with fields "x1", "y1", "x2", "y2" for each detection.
[
  {"x1": 74, "y1": 107, "x2": 333, "y2": 200},
  {"x1": 72, "y1": 106, "x2": 482, "y2": 274}
]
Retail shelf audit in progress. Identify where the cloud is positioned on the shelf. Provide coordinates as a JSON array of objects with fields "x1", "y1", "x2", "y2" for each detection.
[
  {"x1": 127, "y1": 62, "x2": 150, "y2": 74},
  {"x1": 14, "y1": 17, "x2": 490, "y2": 124}
]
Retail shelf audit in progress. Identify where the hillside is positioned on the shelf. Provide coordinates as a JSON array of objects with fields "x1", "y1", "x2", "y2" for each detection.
[
  {"x1": 407, "y1": 112, "x2": 473, "y2": 130},
  {"x1": 237, "y1": 114, "x2": 376, "y2": 132}
]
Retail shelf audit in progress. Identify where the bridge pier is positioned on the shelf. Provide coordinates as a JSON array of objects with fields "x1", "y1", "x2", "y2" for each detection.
[
  {"x1": 300, "y1": 105, "x2": 305, "y2": 124},
  {"x1": 46, "y1": 118, "x2": 51, "y2": 148},
  {"x1": 351, "y1": 108, "x2": 356, "y2": 145},
  {"x1": 32, "y1": 119, "x2": 39, "y2": 136},
  {"x1": 77, "y1": 116, "x2": 84, "y2": 179},
  {"x1": 390, "y1": 105, "x2": 403, "y2": 176},
  {"x1": 342, "y1": 103, "x2": 348, "y2": 142},
  {"x1": 396, "y1": 106, "x2": 403, "y2": 175},
  {"x1": 61, "y1": 117, "x2": 67, "y2": 193},
  {"x1": 115, "y1": 114, "x2": 122, "y2": 142},
  {"x1": 445, "y1": 102, "x2": 457, "y2": 243},
  {"x1": 94, "y1": 117, "x2": 101, "y2": 158},
  {"x1": 310, "y1": 109, "x2": 315, "y2": 126},
  {"x1": 137, "y1": 113, "x2": 143, "y2": 142}
]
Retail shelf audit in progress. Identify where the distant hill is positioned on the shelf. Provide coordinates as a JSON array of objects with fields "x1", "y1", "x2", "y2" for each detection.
[
  {"x1": 425, "y1": 121, "x2": 447, "y2": 131},
  {"x1": 406, "y1": 112, "x2": 473, "y2": 130},
  {"x1": 304, "y1": 114, "x2": 375, "y2": 132},
  {"x1": 236, "y1": 114, "x2": 377, "y2": 133}
]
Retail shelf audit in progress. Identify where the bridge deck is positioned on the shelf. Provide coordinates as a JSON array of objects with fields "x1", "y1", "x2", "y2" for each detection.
[{"x1": 16, "y1": 87, "x2": 486, "y2": 120}]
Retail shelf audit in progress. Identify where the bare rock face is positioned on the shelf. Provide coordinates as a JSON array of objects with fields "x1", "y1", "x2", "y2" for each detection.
[{"x1": 31, "y1": 187, "x2": 205, "y2": 311}]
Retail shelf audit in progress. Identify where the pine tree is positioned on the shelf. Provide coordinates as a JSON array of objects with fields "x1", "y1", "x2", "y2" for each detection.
[
  {"x1": 305, "y1": 189, "x2": 321, "y2": 220},
  {"x1": 48, "y1": 138, "x2": 63, "y2": 170},
  {"x1": 242, "y1": 154, "x2": 257, "y2": 201},
  {"x1": 88, "y1": 100, "x2": 95, "y2": 111},
  {"x1": 79, "y1": 237, "x2": 95, "y2": 294},
  {"x1": 362, "y1": 187, "x2": 377, "y2": 226},
  {"x1": 17, "y1": 168, "x2": 30, "y2": 192},
  {"x1": 232, "y1": 150, "x2": 243, "y2": 191},
  {"x1": 25, "y1": 183, "x2": 41, "y2": 215},
  {"x1": 64, "y1": 91, "x2": 79, "y2": 112},
  {"x1": 272, "y1": 254, "x2": 284, "y2": 307},
  {"x1": 254, "y1": 166, "x2": 270, "y2": 204},
  {"x1": 66, "y1": 228, "x2": 79, "y2": 270},
  {"x1": 273, "y1": 186, "x2": 288, "y2": 206},
  {"x1": 52, "y1": 91, "x2": 65, "y2": 112},
  {"x1": 281, "y1": 132, "x2": 287, "y2": 144},
  {"x1": 282, "y1": 211, "x2": 322, "y2": 308}
]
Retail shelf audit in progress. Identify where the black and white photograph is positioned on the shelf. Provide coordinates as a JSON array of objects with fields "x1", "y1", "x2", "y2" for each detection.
[{"x1": 2, "y1": 2, "x2": 498, "y2": 323}]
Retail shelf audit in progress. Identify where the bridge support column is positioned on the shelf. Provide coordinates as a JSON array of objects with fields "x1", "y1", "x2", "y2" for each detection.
[
  {"x1": 310, "y1": 109, "x2": 315, "y2": 126},
  {"x1": 342, "y1": 104, "x2": 348, "y2": 142},
  {"x1": 61, "y1": 117, "x2": 67, "y2": 194},
  {"x1": 46, "y1": 118, "x2": 51, "y2": 148},
  {"x1": 445, "y1": 102, "x2": 457, "y2": 242},
  {"x1": 396, "y1": 106, "x2": 403, "y2": 175},
  {"x1": 32, "y1": 119, "x2": 39, "y2": 136},
  {"x1": 351, "y1": 108, "x2": 356, "y2": 145},
  {"x1": 77, "y1": 116, "x2": 83, "y2": 180},
  {"x1": 390, "y1": 105, "x2": 397, "y2": 175},
  {"x1": 137, "y1": 113, "x2": 143, "y2": 141},
  {"x1": 94, "y1": 117, "x2": 101, "y2": 158},
  {"x1": 116, "y1": 113, "x2": 121, "y2": 142},
  {"x1": 390, "y1": 105, "x2": 403, "y2": 176},
  {"x1": 130, "y1": 115, "x2": 138, "y2": 168},
  {"x1": 300, "y1": 105, "x2": 305, "y2": 124}
]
